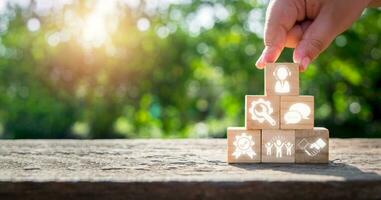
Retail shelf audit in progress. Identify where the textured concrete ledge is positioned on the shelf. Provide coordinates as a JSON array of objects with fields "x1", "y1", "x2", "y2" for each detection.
[{"x1": 0, "y1": 139, "x2": 380, "y2": 200}]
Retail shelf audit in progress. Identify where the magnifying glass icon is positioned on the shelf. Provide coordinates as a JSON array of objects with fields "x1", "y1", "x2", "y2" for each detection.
[{"x1": 250, "y1": 99, "x2": 276, "y2": 126}]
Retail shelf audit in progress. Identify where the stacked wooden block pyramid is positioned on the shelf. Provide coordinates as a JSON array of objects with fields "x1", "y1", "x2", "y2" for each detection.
[{"x1": 227, "y1": 63, "x2": 329, "y2": 164}]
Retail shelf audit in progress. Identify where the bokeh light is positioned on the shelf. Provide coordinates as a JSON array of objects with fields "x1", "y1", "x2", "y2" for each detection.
[{"x1": 0, "y1": 0, "x2": 380, "y2": 139}]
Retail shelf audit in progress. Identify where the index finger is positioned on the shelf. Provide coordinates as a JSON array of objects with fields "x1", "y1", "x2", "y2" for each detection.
[{"x1": 256, "y1": 0, "x2": 304, "y2": 69}]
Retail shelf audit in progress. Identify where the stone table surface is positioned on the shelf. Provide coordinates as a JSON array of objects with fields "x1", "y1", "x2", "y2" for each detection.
[{"x1": 0, "y1": 139, "x2": 380, "y2": 200}]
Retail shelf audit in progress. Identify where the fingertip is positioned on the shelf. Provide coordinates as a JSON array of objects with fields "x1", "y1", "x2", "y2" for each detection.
[
  {"x1": 293, "y1": 48, "x2": 302, "y2": 64},
  {"x1": 255, "y1": 63, "x2": 265, "y2": 69},
  {"x1": 256, "y1": 45, "x2": 283, "y2": 69},
  {"x1": 255, "y1": 54, "x2": 265, "y2": 69},
  {"x1": 299, "y1": 65, "x2": 306, "y2": 72},
  {"x1": 299, "y1": 57, "x2": 310, "y2": 72}
]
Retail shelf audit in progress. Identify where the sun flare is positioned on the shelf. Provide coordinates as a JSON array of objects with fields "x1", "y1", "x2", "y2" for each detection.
[
  {"x1": 82, "y1": 14, "x2": 107, "y2": 47},
  {"x1": 80, "y1": 0, "x2": 119, "y2": 48}
]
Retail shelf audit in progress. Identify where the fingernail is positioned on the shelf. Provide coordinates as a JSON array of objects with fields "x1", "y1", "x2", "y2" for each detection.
[
  {"x1": 300, "y1": 57, "x2": 310, "y2": 71},
  {"x1": 293, "y1": 54, "x2": 302, "y2": 64},
  {"x1": 255, "y1": 53, "x2": 264, "y2": 69}
]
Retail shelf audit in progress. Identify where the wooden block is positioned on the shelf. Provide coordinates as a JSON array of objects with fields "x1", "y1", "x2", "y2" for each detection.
[
  {"x1": 245, "y1": 95, "x2": 280, "y2": 130},
  {"x1": 295, "y1": 127, "x2": 329, "y2": 163},
  {"x1": 280, "y1": 96, "x2": 314, "y2": 129},
  {"x1": 227, "y1": 127, "x2": 261, "y2": 163},
  {"x1": 261, "y1": 130, "x2": 295, "y2": 163},
  {"x1": 265, "y1": 63, "x2": 299, "y2": 96}
]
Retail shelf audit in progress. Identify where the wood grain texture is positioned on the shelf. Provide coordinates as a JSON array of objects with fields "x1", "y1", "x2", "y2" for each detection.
[
  {"x1": 295, "y1": 128, "x2": 329, "y2": 163},
  {"x1": 281, "y1": 96, "x2": 314, "y2": 129},
  {"x1": 265, "y1": 63, "x2": 299, "y2": 96},
  {"x1": 245, "y1": 95, "x2": 280, "y2": 129},
  {"x1": 0, "y1": 139, "x2": 380, "y2": 200},
  {"x1": 227, "y1": 127, "x2": 261, "y2": 163},
  {"x1": 262, "y1": 130, "x2": 295, "y2": 163}
]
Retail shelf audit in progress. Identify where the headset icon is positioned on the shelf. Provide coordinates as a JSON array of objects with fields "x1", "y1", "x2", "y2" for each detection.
[
  {"x1": 273, "y1": 65, "x2": 291, "y2": 93},
  {"x1": 273, "y1": 65, "x2": 291, "y2": 80}
]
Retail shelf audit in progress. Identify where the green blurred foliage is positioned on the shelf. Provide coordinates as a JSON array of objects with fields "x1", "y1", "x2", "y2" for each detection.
[{"x1": 0, "y1": 0, "x2": 380, "y2": 138}]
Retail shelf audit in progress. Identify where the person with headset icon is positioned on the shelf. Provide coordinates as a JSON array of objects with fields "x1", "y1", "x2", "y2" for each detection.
[{"x1": 273, "y1": 65, "x2": 291, "y2": 93}]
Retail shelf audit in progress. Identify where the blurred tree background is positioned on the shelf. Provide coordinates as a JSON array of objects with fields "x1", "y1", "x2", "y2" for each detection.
[{"x1": 0, "y1": 0, "x2": 380, "y2": 139}]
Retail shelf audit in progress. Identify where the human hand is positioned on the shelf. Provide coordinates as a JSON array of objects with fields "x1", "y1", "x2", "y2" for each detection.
[
  {"x1": 304, "y1": 144, "x2": 320, "y2": 157},
  {"x1": 255, "y1": 0, "x2": 373, "y2": 71}
]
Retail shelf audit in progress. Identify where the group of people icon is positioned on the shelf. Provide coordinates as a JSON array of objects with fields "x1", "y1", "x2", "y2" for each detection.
[{"x1": 265, "y1": 139, "x2": 293, "y2": 158}]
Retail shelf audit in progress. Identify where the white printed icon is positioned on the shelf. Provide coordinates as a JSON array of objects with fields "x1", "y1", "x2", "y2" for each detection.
[
  {"x1": 285, "y1": 142, "x2": 294, "y2": 156},
  {"x1": 284, "y1": 103, "x2": 311, "y2": 124},
  {"x1": 274, "y1": 139, "x2": 284, "y2": 158},
  {"x1": 265, "y1": 142, "x2": 273, "y2": 156},
  {"x1": 249, "y1": 98, "x2": 276, "y2": 126},
  {"x1": 297, "y1": 138, "x2": 327, "y2": 157},
  {"x1": 273, "y1": 65, "x2": 291, "y2": 93},
  {"x1": 232, "y1": 133, "x2": 256, "y2": 159},
  {"x1": 266, "y1": 136, "x2": 293, "y2": 158}
]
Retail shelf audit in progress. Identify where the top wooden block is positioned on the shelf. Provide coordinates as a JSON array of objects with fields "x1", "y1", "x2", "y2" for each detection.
[{"x1": 265, "y1": 63, "x2": 299, "y2": 96}]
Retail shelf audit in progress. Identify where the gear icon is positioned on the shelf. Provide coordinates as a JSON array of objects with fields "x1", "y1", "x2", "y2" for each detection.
[{"x1": 249, "y1": 98, "x2": 275, "y2": 125}]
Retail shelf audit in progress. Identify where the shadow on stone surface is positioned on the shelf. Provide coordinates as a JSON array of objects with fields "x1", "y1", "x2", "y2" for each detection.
[{"x1": 230, "y1": 160, "x2": 381, "y2": 180}]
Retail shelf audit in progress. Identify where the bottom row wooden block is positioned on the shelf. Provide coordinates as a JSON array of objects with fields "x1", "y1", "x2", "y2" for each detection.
[{"x1": 227, "y1": 127, "x2": 329, "y2": 164}]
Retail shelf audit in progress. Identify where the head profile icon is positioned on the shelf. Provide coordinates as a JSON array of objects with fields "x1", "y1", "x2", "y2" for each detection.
[{"x1": 273, "y1": 65, "x2": 291, "y2": 93}]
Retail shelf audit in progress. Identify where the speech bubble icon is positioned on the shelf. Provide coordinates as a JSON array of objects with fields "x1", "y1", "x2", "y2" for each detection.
[
  {"x1": 289, "y1": 103, "x2": 311, "y2": 119},
  {"x1": 284, "y1": 111, "x2": 302, "y2": 124}
]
